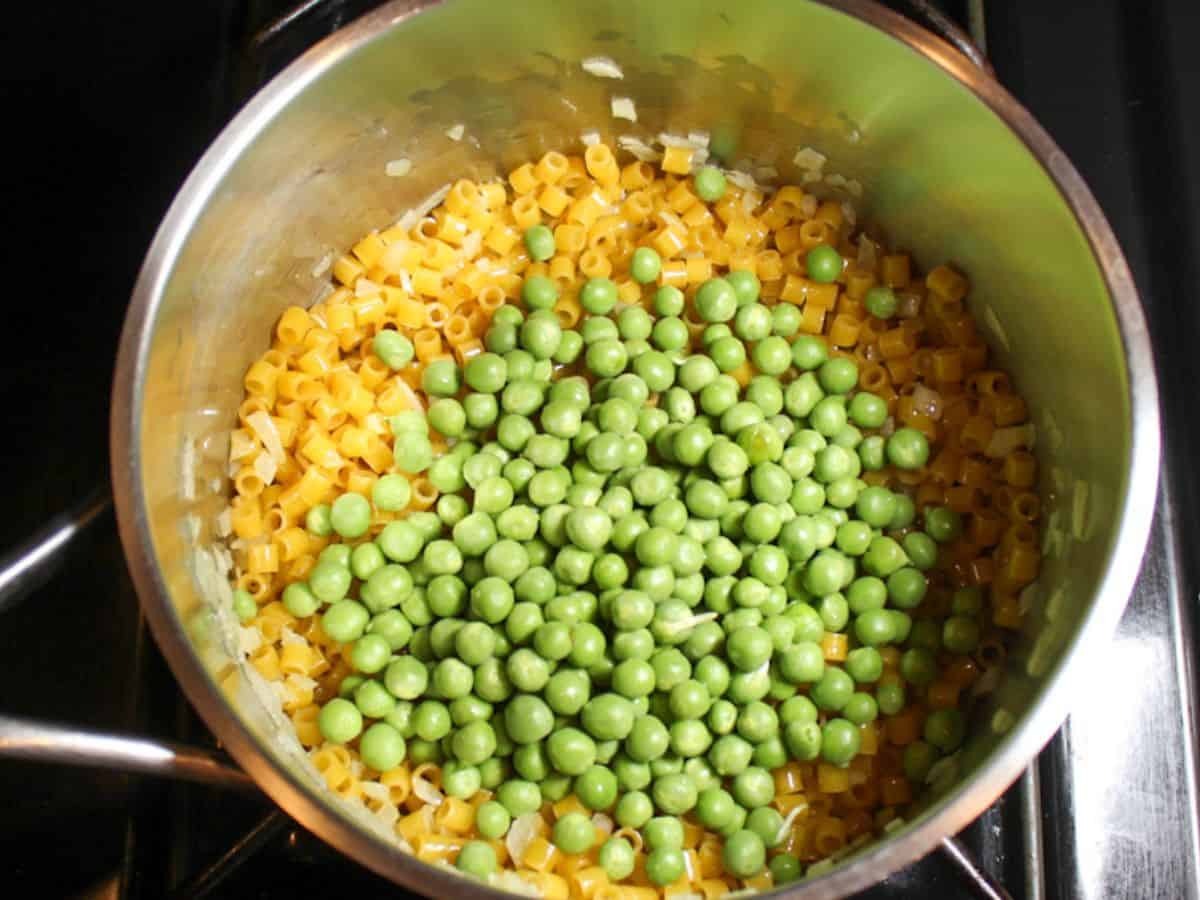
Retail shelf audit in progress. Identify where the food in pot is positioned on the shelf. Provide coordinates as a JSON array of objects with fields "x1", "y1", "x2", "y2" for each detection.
[{"x1": 222, "y1": 140, "x2": 1039, "y2": 894}]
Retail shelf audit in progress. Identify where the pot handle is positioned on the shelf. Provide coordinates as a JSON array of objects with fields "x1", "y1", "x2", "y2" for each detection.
[
  {"x1": 0, "y1": 714, "x2": 256, "y2": 791},
  {"x1": 0, "y1": 491, "x2": 255, "y2": 792},
  {"x1": 0, "y1": 486, "x2": 112, "y2": 616},
  {"x1": 900, "y1": 0, "x2": 992, "y2": 74}
]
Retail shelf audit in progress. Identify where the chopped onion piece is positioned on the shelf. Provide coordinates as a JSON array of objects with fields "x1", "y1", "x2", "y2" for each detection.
[
  {"x1": 687, "y1": 130, "x2": 711, "y2": 148},
  {"x1": 216, "y1": 507, "x2": 233, "y2": 538},
  {"x1": 926, "y1": 754, "x2": 959, "y2": 789},
  {"x1": 881, "y1": 416, "x2": 897, "y2": 438},
  {"x1": 981, "y1": 304, "x2": 1010, "y2": 352},
  {"x1": 412, "y1": 771, "x2": 443, "y2": 807},
  {"x1": 659, "y1": 611, "x2": 719, "y2": 637},
  {"x1": 311, "y1": 252, "x2": 333, "y2": 277},
  {"x1": 394, "y1": 184, "x2": 451, "y2": 231},
  {"x1": 582, "y1": 56, "x2": 624, "y2": 79},
  {"x1": 856, "y1": 234, "x2": 878, "y2": 272},
  {"x1": 394, "y1": 378, "x2": 425, "y2": 413},
  {"x1": 775, "y1": 801, "x2": 809, "y2": 845},
  {"x1": 841, "y1": 201, "x2": 857, "y2": 227},
  {"x1": 896, "y1": 291, "x2": 923, "y2": 319},
  {"x1": 252, "y1": 450, "x2": 277, "y2": 486},
  {"x1": 793, "y1": 146, "x2": 827, "y2": 172},
  {"x1": 723, "y1": 169, "x2": 757, "y2": 191},
  {"x1": 969, "y1": 664, "x2": 1002, "y2": 699},
  {"x1": 445, "y1": 123, "x2": 465, "y2": 141},
  {"x1": 591, "y1": 813, "x2": 614, "y2": 836},
  {"x1": 491, "y1": 872, "x2": 541, "y2": 897},
  {"x1": 246, "y1": 411, "x2": 285, "y2": 464},
  {"x1": 611, "y1": 96, "x2": 637, "y2": 122},
  {"x1": 355, "y1": 277, "x2": 381, "y2": 298},
  {"x1": 658, "y1": 132, "x2": 694, "y2": 148},
  {"x1": 238, "y1": 626, "x2": 262, "y2": 656},
  {"x1": 984, "y1": 424, "x2": 1036, "y2": 459},
  {"x1": 800, "y1": 194, "x2": 819, "y2": 217},
  {"x1": 385, "y1": 158, "x2": 413, "y2": 177},
  {"x1": 911, "y1": 384, "x2": 944, "y2": 421},
  {"x1": 614, "y1": 134, "x2": 658, "y2": 161},
  {"x1": 580, "y1": 129, "x2": 601, "y2": 146},
  {"x1": 280, "y1": 625, "x2": 306, "y2": 646},
  {"x1": 506, "y1": 812, "x2": 542, "y2": 862}
]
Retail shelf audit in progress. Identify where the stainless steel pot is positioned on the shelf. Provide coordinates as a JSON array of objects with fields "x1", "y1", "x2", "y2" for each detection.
[{"x1": 11, "y1": 0, "x2": 1164, "y2": 896}]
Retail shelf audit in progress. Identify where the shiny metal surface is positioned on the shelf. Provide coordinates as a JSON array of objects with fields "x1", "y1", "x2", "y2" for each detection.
[
  {"x1": 0, "y1": 488, "x2": 110, "y2": 615},
  {"x1": 940, "y1": 836, "x2": 1013, "y2": 900},
  {"x1": 0, "y1": 715, "x2": 254, "y2": 791},
  {"x1": 110, "y1": 0, "x2": 1160, "y2": 896},
  {"x1": 1038, "y1": 474, "x2": 1200, "y2": 900}
]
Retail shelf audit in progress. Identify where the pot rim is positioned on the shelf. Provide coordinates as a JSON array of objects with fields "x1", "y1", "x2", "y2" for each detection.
[{"x1": 110, "y1": 1, "x2": 1160, "y2": 896}]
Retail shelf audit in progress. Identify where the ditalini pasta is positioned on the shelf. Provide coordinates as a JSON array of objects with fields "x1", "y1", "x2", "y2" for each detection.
[{"x1": 223, "y1": 141, "x2": 1039, "y2": 895}]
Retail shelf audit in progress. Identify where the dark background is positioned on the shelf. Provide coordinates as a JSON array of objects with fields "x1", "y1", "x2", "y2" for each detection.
[{"x1": 0, "y1": 1, "x2": 1196, "y2": 896}]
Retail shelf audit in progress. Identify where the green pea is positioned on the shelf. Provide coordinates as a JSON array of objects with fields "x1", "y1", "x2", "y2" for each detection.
[
  {"x1": 630, "y1": 247, "x2": 663, "y2": 284},
  {"x1": 806, "y1": 244, "x2": 843, "y2": 283},
  {"x1": 723, "y1": 829, "x2": 766, "y2": 878},
  {"x1": 524, "y1": 224, "x2": 555, "y2": 261}
]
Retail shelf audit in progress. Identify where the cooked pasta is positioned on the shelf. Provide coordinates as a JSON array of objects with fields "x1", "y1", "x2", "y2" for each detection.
[{"x1": 222, "y1": 140, "x2": 1038, "y2": 897}]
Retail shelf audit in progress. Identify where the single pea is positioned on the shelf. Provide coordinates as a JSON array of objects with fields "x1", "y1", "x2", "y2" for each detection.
[
  {"x1": 900, "y1": 647, "x2": 938, "y2": 686},
  {"x1": 372, "y1": 329, "x2": 415, "y2": 370},
  {"x1": 726, "y1": 268, "x2": 761, "y2": 306},
  {"x1": 598, "y1": 837, "x2": 636, "y2": 881},
  {"x1": 806, "y1": 244, "x2": 843, "y2": 283},
  {"x1": 694, "y1": 165, "x2": 727, "y2": 202},
  {"x1": 877, "y1": 681, "x2": 907, "y2": 716},
  {"x1": 322, "y1": 600, "x2": 369, "y2": 642},
  {"x1": 653, "y1": 771, "x2": 699, "y2": 815},
  {"x1": 304, "y1": 503, "x2": 333, "y2": 538},
  {"x1": 791, "y1": 335, "x2": 829, "y2": 371},
  {"x1": 651, "y1": 284, "x2": 683, "y2": 317},
  {"x1": 552, "y1": 811, "x2": 597, "y2": 854},
  {"x1": 887, "y1": 566, "x2": 928, "y2": 609},
  {"x1": 580, "y1": 277, "x2": 619, "y2": 315},
  {"x1": 644, "y1": 816, "x2": 685, "y2": 851},
  {"x1": 925, "y1": 505, "x2": 964, "y2": 542},
  {"x1": 723, "y1": 829, "x2": 766, "y2": 878},
  {"x1": 811, "y1": 667, "x2": 855, "y2": 711},
  {"x1": 520, "y1": 312, "x2": 561, "y2": 362},
  {"x1": 886, "y1": 427, "x2": 931, "y2": 470},
  {"x1": 646, "y1": 847, "x2": 686, "y2": 886},
  {"x1": 329, "y1": 493, "x2": 371, "y2": 539},
  {"x1": 904, "y1": 740, "x2": 939, "y2": 784},
  {"x1": 865, "y1": 284, "x2": 898, "y2": 318},
  {"x1": 574, "y1": 764, "x2": 619, "y2": 811},
  {"x1": 524, "y1": 224, "x2": 555, "y2": 261},
  {"x1": 943, "y1": 615, "x2": 982, "y2": 654},
  {"x1": 318, "y1": 698, "x2": 363, "y2": 744},
  {"x1": 821, "y1": 717, "x2": 862, "y2": 766},
  {"x1": 925, "y1": 708, "x2": 967, "y2": 752},
  {"x1": 746, "y1": 805, "x2": 785, "y2": 849},
  {"x1": 504, "y1": 694, "x2": 554, "y2": 744},
  {"x1": 631, "y1": 246, "x2": 663, "y2": 284},
  {"x1": 770, "y1": 853, "x2": 802, "y2": 884},
  {"x1": 350, "y1": 633, "x2": 391, "y2": 675},
  {"x1": 818, "y1": 357, "x2": 859, "y2": 394},
  {"x1": 696, "y1": 277, "x2": 738, "y2": 323},
  {"x1": 475, "y1": 800, "x2": 511, "y2": 840},
  {"x1": 771, "y1": 302, "x2": 802, "y2": 338},
  {"x1": 709, "y1": 336, "x2": 746, "y2": 373}
]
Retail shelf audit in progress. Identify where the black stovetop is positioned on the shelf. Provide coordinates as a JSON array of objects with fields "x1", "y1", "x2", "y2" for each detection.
[{"x1": 1, "y1": 1, "x2": 1197, "y2": 898}]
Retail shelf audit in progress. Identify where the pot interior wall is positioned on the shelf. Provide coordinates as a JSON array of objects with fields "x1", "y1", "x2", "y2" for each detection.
[{"x1": 131, "y1": 0, "x2": 1131, "y2": 884}]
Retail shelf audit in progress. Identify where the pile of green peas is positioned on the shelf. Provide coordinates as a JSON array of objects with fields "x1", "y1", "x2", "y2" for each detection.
[{"x1": 280, "y1": 252, "x2": 979, "y2": 887}]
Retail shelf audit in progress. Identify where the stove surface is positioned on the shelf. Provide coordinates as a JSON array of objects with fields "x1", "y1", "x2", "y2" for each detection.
[{"x1": 0, "y1": 2, "x2": 1196, "y2": 898}]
